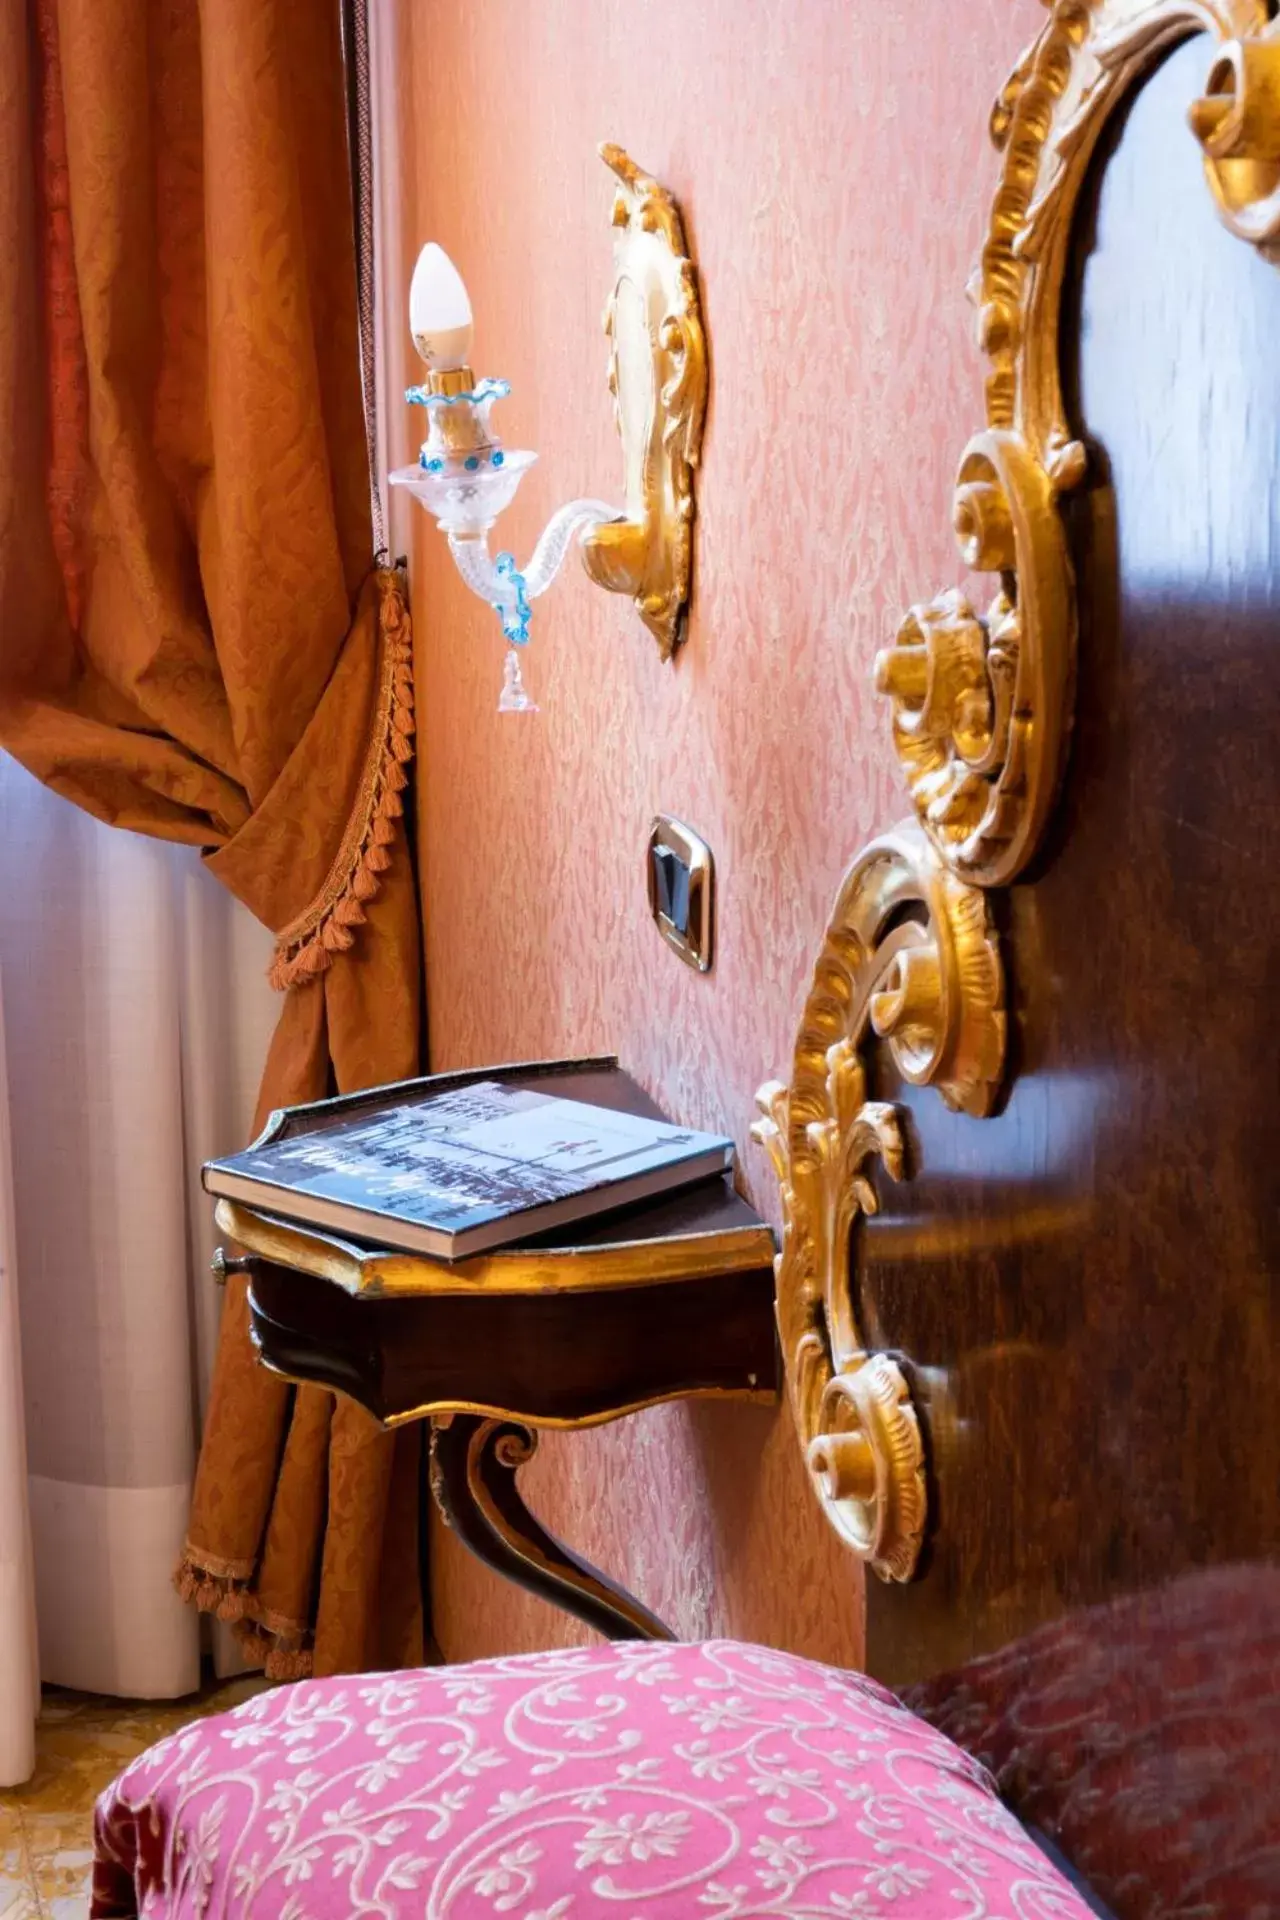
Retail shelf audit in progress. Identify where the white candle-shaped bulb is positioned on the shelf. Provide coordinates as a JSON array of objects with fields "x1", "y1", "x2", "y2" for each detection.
[{"x1": 409, "y1": 243, "x2": 474, "y2": 372}]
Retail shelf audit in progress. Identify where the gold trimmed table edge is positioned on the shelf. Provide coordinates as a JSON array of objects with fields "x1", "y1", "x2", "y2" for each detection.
[{"x1": 215, "y1": 1196, "x2": 777, "y2": 1298}]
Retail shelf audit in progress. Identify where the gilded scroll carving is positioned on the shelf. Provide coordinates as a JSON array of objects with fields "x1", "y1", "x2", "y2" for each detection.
[
  {"x1": 757, "y1": 0, "x2": 1275, "y2": 1585},
  {"x1": 1190, "y1": 22, "x2": 1280, "y2": 253},
  {"x1": 753, "y1": 823, "x2": 1003, "y2": 1582},
  {"x1": 882, "y1": 0, "x2": 1267, "y2": 889},
  {"x1": 876, "y1": 430, "x2": 1076, "y2": 887}
]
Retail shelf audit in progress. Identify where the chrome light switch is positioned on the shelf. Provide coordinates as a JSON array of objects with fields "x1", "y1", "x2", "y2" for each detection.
[{"x1": 647, "y1": 816, "x2": 714, "y2": 972}]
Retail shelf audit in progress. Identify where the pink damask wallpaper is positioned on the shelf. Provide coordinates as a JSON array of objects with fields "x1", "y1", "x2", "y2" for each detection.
[{"x1": 393, "y1": 0, "x2": 1034, "y2": 1666}]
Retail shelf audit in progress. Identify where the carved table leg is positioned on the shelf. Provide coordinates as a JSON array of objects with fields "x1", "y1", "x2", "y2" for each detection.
[{"x1": 428, "y1": 1414, "x2": 676, "y2": 1642}]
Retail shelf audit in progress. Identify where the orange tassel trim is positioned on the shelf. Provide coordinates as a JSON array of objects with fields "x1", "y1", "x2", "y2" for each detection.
[
  {"x1": 174, "y1": 1556, "x2": 316, "y2": 1681},
  {"x1": 268, "y1": 568, "x2": 415, "y2": 992}
]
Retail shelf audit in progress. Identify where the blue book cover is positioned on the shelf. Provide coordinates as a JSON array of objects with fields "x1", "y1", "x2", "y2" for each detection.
[{"x1": 204, "y1": 1078, "x2": 734, "y2": 1259}]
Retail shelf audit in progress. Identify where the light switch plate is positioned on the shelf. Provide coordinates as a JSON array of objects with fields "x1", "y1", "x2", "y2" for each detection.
[{"x1": 647, "y1": 815, "x2": 714, "y2": 972}]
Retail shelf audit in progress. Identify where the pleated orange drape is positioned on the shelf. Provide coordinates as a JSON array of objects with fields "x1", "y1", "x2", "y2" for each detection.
[{"x1": 0, "y1": 0, "x2": 424, "y2": 1675}]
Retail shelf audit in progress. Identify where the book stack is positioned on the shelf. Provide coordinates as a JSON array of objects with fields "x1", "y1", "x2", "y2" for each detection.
[{"x1": 203, "y1": 1058, "x2": 736, "y2": 1263}]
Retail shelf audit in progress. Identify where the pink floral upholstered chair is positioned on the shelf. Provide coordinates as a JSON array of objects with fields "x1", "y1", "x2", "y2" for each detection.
[{"x1": 91, "y1": 1639, "x2": 1097, "y2": 1917}]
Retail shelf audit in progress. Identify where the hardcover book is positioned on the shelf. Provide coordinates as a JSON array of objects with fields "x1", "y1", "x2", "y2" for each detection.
[{"x1": 202, "y1": 1073, "x2": 735, "y2": 1260}]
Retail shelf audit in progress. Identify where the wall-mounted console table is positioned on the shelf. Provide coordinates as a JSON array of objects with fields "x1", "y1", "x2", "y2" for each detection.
[{"x1": 214, "y1": 1060, "x2": 779, "y2": 1641}]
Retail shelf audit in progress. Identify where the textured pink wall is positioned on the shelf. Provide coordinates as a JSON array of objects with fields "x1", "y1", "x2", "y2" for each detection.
[{"x1": 395, "y1": 0, "x2": 1034, "y2": 1665}]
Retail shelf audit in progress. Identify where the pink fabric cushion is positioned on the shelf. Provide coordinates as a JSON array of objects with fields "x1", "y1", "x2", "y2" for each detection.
[{"x1": 92, "y1": 1640, "x2": 1096, "y2": 1917}]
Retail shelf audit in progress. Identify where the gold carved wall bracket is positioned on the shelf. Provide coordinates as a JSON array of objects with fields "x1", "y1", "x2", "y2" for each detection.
[
  {"x1": 579, "y1": 146, "x2": 708, "y2": 660},
  {"x1": 756, "y1": 0, "x2": 1275, "y2": 1586}
]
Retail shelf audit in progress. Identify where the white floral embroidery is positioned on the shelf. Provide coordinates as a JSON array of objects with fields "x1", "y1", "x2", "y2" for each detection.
[
  {"x1": 574, "y1": 1809, "x2": 691, "y2": 1869},
  {"x1": 947, "y1": 1840, "x2": 994, "y2": 1877},
  {"x1": 668, "y1": 1691, "x2": 756, "y2": 1734},
  {"x1": 182, "y1": 1797, "x2": 223, "y2": 1916},
  {"x1": 229, "y1": 1853, "x2": 262, "y2": 1899},
  {"x1": 676, "y1": 1741, "x2": 738, "y2": 1781},
  {"x1": 433, "y1": 1787, "x2": 473, "y2": 1827},
  {"x1": 319, "y1": 1793, "x2": 364, "y2": 1828},
  {"x1": 280, "y1": 1844, "x2": 324, "y2": 1886},
  {"x1": 380, "y1": 1851, "x2": 430, "y2": 1890},
  {"x1": 864, "y1": 1858, "x2": 932, "y2": 1898},
  {"x1": 371, "y1": 1818, "x2": 410, "y2": 1846},
  {"x1": 487, "y1": 1787, "x2": 541, "y2": 1816},
  {"x1": 472, "y1": 1839, "x2": 542, "y2": 1908},
  {"x1": 173, "y1": 1743, "x2": 210, "y2": 1790},
  {"x1": 220, "y1": 1719, "x2": 274, "y2": 1751},
  {"x1": 740, "y1": 1650, "x2": 798, "y2": 1677},
  {"x1": 226, "y1": 1690, "x2": 274, "y2": 1720},
  {"x1": 354, "y1": 1740, "x2": 427, "y2": 1792},
  {"x1": 440, "y1": 1737, "x2": 509, "y2": 1777},
  {"x1": 454, "y1": 1693, "x2": 498, "y2": 1718},
  {"x1": 627, "y1": 1660, "x2": 680, "y2": 1687},
  {"x1": 750, "y1": 1830, "x2": 815, "y2": 1888},
  {"x1": 749, "y1": 1759, "x2": 824, "y2": 1798}
]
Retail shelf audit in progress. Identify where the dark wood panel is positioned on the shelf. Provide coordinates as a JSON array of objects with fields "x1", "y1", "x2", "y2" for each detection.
[
  {"x1": 852, "y1": 33, "x2": 1280, "y2": 1904},
  {"x1": 852, "y1": 40, "x2": 1280, "y2": 1896}
]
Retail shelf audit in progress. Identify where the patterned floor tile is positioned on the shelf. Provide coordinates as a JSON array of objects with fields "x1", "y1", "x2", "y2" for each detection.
[{"x1": 0, "y1": 1675, "x2": 269, "y2": 1919}]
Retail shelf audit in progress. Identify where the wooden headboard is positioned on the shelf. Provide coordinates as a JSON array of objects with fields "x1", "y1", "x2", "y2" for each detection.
[{"x1": 755, "y1": 3, "x2": 1280, "y2": 1911}]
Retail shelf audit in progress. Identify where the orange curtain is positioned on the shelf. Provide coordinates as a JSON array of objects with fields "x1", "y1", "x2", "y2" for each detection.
[{"x1": 0, "y1": 0, "x2": 424, "y2": 1675}]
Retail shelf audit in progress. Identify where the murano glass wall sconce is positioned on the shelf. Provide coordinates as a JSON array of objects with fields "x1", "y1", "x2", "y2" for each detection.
[{"x1": 390, "y1": 146, "x2": 708, "y2": 710}]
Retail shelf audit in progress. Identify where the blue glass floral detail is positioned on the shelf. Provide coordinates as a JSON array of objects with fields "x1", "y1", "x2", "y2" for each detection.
[
  {"x1": 491, "y1": 451, "x2": 505, "y2": 468},
  {"x1": 494, "y1": 552, "x2": 531, "y2": 647},
  {"x1": 464, "y1": 455, "x2": 481, "y2": 471},
  {"x1": 405, "y1": 377, "x2": 511, "y2": 409},
  {"x1": 420, "y1": 455, "x2": 445, "y2": 473}
]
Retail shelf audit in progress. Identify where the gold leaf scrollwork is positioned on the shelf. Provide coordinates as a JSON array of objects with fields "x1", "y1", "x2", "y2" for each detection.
[
  {"x1": 757, "y1": 0, "x2": 1276, "y2": 1589},
  {"x1": 579, "y1": 146, "x2": 708, "y2": 660},
  {"x1": 753, "y1": 824, "x2": 1003, "y2": 1583},
  {"x1": 875, "y1": 429, "x2": 1077, "y2": 888},
  {"x1": 878, "y1": 0, "x2": 1268, "y2": 890},
  {"x1": 1191, "y1": 17, "x2": 1280, "y2": 254}
]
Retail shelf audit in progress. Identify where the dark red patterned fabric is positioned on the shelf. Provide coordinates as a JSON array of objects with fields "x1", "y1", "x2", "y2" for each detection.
[{"x1": 905, "y1": 1565, "x2": 1280, "y2": 1920}]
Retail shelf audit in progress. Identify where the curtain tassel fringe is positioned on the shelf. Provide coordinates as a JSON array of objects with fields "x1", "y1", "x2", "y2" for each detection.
[{"x1": 267, "y1": 568, "x2": 416, "y2": 993}]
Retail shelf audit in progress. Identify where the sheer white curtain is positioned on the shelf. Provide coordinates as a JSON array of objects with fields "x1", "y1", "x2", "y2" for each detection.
[
  {"x1": 0, "y1": 979, "x2": 38, "y2": 1784},
  {"x1": 0, "y1": 754, "x2": 277, "y2": 1780}
]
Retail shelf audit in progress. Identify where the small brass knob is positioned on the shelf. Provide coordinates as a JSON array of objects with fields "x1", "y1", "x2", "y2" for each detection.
[{"x1": 210, "y1": 1247, "x2": 257, "y2": 1288}]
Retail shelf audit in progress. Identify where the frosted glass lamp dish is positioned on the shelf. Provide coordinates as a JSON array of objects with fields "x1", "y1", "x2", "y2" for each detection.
[{"x1": 389, "y1": 145, "x2": 708, "y2": 710}]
